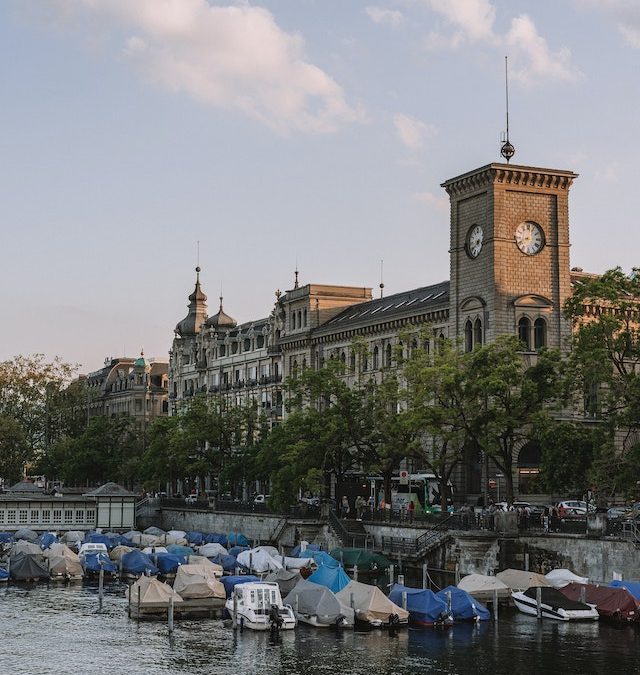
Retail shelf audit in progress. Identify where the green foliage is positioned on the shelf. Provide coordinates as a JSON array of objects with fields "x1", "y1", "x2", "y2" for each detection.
[{"x1": 0, "y1": 415, "x2": 29, "y2": 485}]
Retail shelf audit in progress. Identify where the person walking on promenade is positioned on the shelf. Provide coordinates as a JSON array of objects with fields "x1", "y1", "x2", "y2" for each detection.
[
  {"x1": 407, "y1": 498, "x2": 415, "y2": 523},
  {"x1": 341, "y1": 495, "x2": 350, "y2": 519}
]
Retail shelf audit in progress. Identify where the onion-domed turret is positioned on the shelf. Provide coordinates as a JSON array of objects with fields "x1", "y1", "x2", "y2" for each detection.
[
  {"x1": 205, "y1": 296, "x2": 237, "y2": 330},
  {"x1": 175, "y1": 267, "x2": 208, "y2": 337}
]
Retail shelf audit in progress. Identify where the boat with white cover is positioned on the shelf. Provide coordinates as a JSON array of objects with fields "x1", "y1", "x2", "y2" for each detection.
[
  {"x1": 512, "y1": 587, "x2": 599, "y2": 621},
  {"x1": 225, "y1": 581, "x2": 296, "y2": 631}
]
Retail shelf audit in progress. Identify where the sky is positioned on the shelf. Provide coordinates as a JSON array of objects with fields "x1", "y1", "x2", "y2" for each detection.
[{"x1": 1, "y1": 0, "x2": 639, "y2": 372}]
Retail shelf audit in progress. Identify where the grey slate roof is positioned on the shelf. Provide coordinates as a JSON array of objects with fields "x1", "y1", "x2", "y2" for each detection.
[
  {"x1": 316, "y1": 281, "x2": 450, "y2": 334},
  {"x1": 83, "y1": 482, "x2": 136, "y2": 497},
  {"x1": 7, "y1": 481, "x2": 43, "y2": 494}
]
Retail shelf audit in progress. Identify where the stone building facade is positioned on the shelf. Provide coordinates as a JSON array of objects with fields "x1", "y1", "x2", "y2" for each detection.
[
  {"x1": 85, "y1": 354, "x2": 168, "y2": 422},
  {"x1": 169, "y1": 160, "x2": 582, "y2": 502}
]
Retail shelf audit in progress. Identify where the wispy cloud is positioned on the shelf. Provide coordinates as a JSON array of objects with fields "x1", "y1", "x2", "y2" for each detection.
[
  {"x1": 38, "y1": 0, "x2": 362, "y2": 134},
  {"x1": 365, "y1": 6, "x2": 405, "y2": 27},
  {"x1": 394, "y1": 113, "x2": 437, "y2": 150},
  {"x1": 576, "y1": 0, "x2": 640, "y2": 48},
  {"x1": 421, "y1": 0, "x2": 582, "y2": 85},
  {"x1": 413, "y1": 191, "x2": 449, "y2": 211}
]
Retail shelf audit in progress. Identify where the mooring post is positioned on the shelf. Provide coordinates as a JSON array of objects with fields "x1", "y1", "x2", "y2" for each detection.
[
  {"x1": 402, "y1": 591, "x2": 407, "y2": 611},
  {"x1": 137, "y1": 584, "x2": 141, "y2": 622},
  {"x1": 98, "y1": 563, "x2": 104, "y2": 609},
  {"x1": 168, "y1": 595, "x2": 174, "y2": 633},
  {"x1": 249, "y1": 553, "x2": 253, "y2": 574},
  {"x1": 455, "y1": 563, "x2": 460, "y2": 585},
  {"x1": 580, "y1": 585, "x2": 586, "y2": 604},
  {"x1": 422, "y1": 563, "x2": 427, "y2": 590},
  {"x1": 389, "y1": 564, "x2": 394, "y2": 587},
  {"x1": 536, "y1": 586, "x2": 542, "y2": 620},
  {"x1": 493, "y1": 589, "x2": 499, "y2": 620},
  {"x1": 350, "y1": 592, "x2": 354, "y2": 609},
  {"x1": 354, "y1": 565, "x2": 358, "y2": 582},
  {"x1": 524, "y1": 552, "x2": 530, "y2": 572},
  {"x1": 446, "y1": 590, "x2": 452, "y2": 612},
  {"x1": 127, "y1": 582, "x2": 131, "y2": 618},
  {"x1": 397, "y1": 574, "x2": 405, "y2": 586},
  {"x1": 233, "y1": 591, "x2": 238, "y2": 631}
]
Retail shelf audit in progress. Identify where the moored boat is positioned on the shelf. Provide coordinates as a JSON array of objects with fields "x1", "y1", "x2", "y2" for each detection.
[
  {"x1": 284, "y1": 579, "x2": 354, "y2": 628},
  {"x1": 561, "y1": 583, "x2": 640, "y2": 623},
  {"x1": 512, "y1": 586, "x2": 599, "y2": 621},
  {"x1": 389, "y1": 584, "x2": 453, "y2": 628},
  {"x1": 225, "y1": 581, "x2": 297, "y2": 631},
  {"x1": 336, "y1": 580, "x2": 409, "y2": 628}
]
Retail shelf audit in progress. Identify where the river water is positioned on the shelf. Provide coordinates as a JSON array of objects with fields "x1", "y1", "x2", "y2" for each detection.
[{"x1": 1, "y1": 581, "x2": 637, "y2": 675}]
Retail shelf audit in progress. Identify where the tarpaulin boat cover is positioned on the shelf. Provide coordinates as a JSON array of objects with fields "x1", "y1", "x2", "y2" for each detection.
[
  {"x1": 125, "y1": 533, "x2": 160, "y2": 547},
  {"x1": 126, "y1": 576, "x2": 183, "y2": 608},
  {"x1": 330, "y1": 548, "x2": 391, "y2": 571},
  {"x1": 336, "y1": 581, "x2": 409, "y2": 624},
  {"x1": 308, "y1": 565, "x2": 351, "y2": 594},
  {"x1": 14, "y1": 529, "x2": 38, "y2": 543},
  {"x1": 561, "y1": 582, "x2": 640, "y2": 622},
  {"x1": 48, "y1": 555, "x2": 84, "y2": 578},
  {"x1": 167, "y1": 544, "x2": 195, "y2": 556},
  {"x1": 208, "y1": 554, "x2": 241, "y2": 573},
  {"x1": 220, "y1": 575, "x2": 261, "y2": 598},
  {"x1": 154, "y1": 553, "x2": 186, "y2": 574},
  {"x1": 105, "y1": 533, "x2": 134, "y2": 548},
  {"x1": 284, "y1": 579, "x2": 355, "y2": 626},
  {"x1": 496, "y1": 569, "x2": 551, "y2": 591},
  {"x1": 227, "y1": 532, "x2": 249, "y2": 547},
  {"x1": 283, "y1": 557, "x2": 313, "y2": 570},
  {"x1": 458, "y1": 574, "x2": 511, "y2": 600},
  {"x1": 11, "y1": 541, "x2": 43, "y2": 557},
  {"x1": 84, "y1": 533, "x2": 113, "y2": 548},
  {"x1": 173, "y1": 563, "x2": 226, "y2": 599},
  {"x1": 185, "y1": 532, "x2": 204, "y2": 546},
  {"x1": 61, "y1": 531, "x2": 85, "y2": 546},
  {"x1": 264, "y1": 569, "x2": 302, "y2": 596},
  {"x1": 609, "y1": 579, "x2": 640, "y2": 601},
  {"x1": 436, "y1": 586, "x2": 490, "y2": 621},
  {"x1": 123, "y1": 530, "x2": 141, "y2": 540},
  {"x1": 198, "y1": 543, "x2": 228, "y2": 557},
  {"x1": 0, "y1": 532, "x2": 14, "y2": 544},
  {"x1": 389, "y1": 584, "x2": 449, "y2": 624},
  {"x1": 0, "y1": 567, "x2": 8, "y2": 581},
  {"x1": 44, "y1": 543, "x2": 80, "y2": 563},
  {"x1": 142, "y1": 546, "x2": 169, "y2": 555},
  {"x1": 545, "y1": 569, "x2": 589, "y2": 588},
  {"x1": 110, "y1": 545, "x2": 135, "y2": 561},
  {"x1": 228, "y1": 545, "x2": 250, "y2": 558},
  {"x1": 144, "y1": 526, "x2": 166, "y2": 537},
  {"x1": 10, "y1": 552, "x2": 50, "y2": 580},
  {"x1": 309, "y1": 551, "x2": 339, "y2": 569},
  {"x1": 37, "y1": 533, "x2": 57, "y2": 549},
  {"x1": 204, "y1": 533, "x2": 228, "y2": 546},
  {"x1": 237, "y1": 548, "x2": 282, "y2": 573},
  {"x1": 83, "y1": 552, "x2": 118, "y2": 574},
  {"x1": 291, "y1": 543, "x2": 321, "y2": 558},
  {"x1": 121, "y1": 550, "x2": 159, "y2": 576},
  {"x1": 186, "y1": 556, "x2": 223, "y2": 575},
  {"x1": 167, "y1": 530, "x2": 187, "y2": 539}
]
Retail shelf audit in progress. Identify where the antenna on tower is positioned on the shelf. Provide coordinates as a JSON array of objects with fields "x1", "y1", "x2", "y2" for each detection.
[
  {"x1": 379, "y1": 259, "x2": 384, "y2": 299},
  {"x1": 196, "y1": 240, "x2": 200, "y2": 267},
  {"x1": 500, "y1": 56, "x2": 515, "y2": 163}
]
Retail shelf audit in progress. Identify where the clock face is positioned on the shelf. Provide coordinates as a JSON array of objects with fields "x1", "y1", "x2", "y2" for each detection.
[
  {"x1": 466, "y1": 225, "x2": 484, "y2": 259},
  {"x1": 515, "y1": 221, "x2": 544, "y2": 255}
]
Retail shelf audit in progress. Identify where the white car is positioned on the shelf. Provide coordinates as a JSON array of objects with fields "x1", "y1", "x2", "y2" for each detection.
[
  {"x1": 558, "y1": 500, "x2": 591, "y2": 515},
  {"x1": 253, "y1": 494, "x2": 269, "y2": 504}
]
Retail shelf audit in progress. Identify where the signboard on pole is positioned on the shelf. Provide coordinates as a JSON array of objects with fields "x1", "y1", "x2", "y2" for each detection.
[{"x1": 399, "y1": 470, "x2": 409, "y2": 485}]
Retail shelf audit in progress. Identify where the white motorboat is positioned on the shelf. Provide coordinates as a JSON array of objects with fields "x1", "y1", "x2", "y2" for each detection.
[
  {"x1": 512, "y1": 587, "x2": 599, "y2": 621},
  {"x1": 225, "y1": 581, "x2": 297, "y2": 631}
]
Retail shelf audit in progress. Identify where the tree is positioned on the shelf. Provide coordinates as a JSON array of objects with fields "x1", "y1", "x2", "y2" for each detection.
[
  {"x1": 564, "y1": 267, "x2": 640, "y2": 499},
  {"x1": 403, "y1": 332, "x2": 473, "y2": 512},
  {"x1": 459, "y1": 336, "x2": 563, "y2": 504},
  {"x1": 0, "y1": 415, "x2": 29, "y2": 485},
  {"x1": 0, "y1": 354, "x2": 81, "y2": 481}
]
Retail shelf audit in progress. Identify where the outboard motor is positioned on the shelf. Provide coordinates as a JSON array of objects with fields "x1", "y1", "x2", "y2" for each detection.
[{"x1": 269, "y1": 604, "x2": 283, "y2": 632}]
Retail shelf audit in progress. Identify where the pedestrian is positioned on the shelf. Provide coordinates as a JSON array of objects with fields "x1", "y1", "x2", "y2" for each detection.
[
  {"x1": 341, "y1": 495, "x2": 350, "y2": 519},
  {"x1": 355, "y1": 495, "x2": 364, "y2": 520},
  {"x1": 407, "y1": 498, "x2": 415, "y2": 523}
]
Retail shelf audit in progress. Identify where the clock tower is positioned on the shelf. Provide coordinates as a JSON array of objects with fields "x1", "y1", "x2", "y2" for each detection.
[{"x1": 442, "y1": 163, "x2": 577, "y2": 351}]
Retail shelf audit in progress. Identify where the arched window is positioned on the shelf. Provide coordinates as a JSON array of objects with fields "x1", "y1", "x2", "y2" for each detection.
[
  {"x1": 474, "y1": 318, "x2": 483, "y2": 347},
  {"x1": 292, "y1": 360, "x2": 298, "y2": 379},
  {"x1": 385, "y1": 343, "x2": 392, "y2": 367},
  {"x1": 304, "y1": 309, "x2": 308, "y2": 327},
  {"x1": 350, "y1": 352, "x2": 356, "y2": 371},
  {"x1": 534, "y1": 318, "x2": 547, "y2": 349},
  {"x1": 340, "y1": 351, "x2": 346, "y2": 364},
  {"x1": 302, "y1": 357, "x2": 307, "y2": 370},
  {"x1": 518, "y1": 317, "x2": 531, "y2": 350},
  {"x1": 411, "y1": 338, "x2": 418, "y2": 356},
  {"x1": 464, "y1": 320, "x2": 473, "y2": 353},
  {"x1": 291, "y1": 312, "x2": 296, "y2": 330},
  {"x1": 297, "y1": 311, "x2": 302, "y2": 329},
  {"x1": 373, "y1": 346, "x2": 379, "y2": 370}
]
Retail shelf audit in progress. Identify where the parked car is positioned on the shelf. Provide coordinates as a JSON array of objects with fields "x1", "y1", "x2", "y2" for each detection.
[
  {"x1": 253, "y1": 494, "x2": 269, "y2": 504},
  {"x1": 558, "y1": 500, "x2": 592, "y2": 515},
  {"x1": 184, "y1": 494, "x2": 198, "y2": 505},
  {"x1": 607, "y1": 506, "x2": 627, "y2": 519}
]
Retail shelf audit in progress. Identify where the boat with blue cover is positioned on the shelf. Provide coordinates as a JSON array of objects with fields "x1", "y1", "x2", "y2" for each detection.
[
  {"x1": 307, "y1": 564, "x2": 350, "y2": 594},
  {"x1": 121, "y1": 550, "x2": 159, "y2": 578},
  {"x1": 220, "y1": 574, "x2": 261, "y2": 598},
  {"x1": 610, "y1": 579, "x2": 640, "y2": 601},
  {"x1": 436, "y1": 586, "x2": 490, "y2": 621},
  {"x1": 389, "y1": 584, "x2": 453, "y2": 628},
  {"x1": 82, "y1": 552, "x2": 118, "y2": 578}
]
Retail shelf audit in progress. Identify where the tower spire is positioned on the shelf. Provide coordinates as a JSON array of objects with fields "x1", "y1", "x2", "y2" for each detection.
[{"x1": 500, "y1": 56, "x2": 515, "y2": 163}]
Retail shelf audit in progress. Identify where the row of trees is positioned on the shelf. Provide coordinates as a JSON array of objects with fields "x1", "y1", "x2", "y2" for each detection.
[{"x1": 1, "y1": 268, "x2": 639, "y2": 506}]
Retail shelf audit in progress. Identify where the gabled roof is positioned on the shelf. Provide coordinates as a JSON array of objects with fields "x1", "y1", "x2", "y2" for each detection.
[
  {"x1": 83, "y1": 482, "x2": 136, "y2": 497},
  {"x1": 315, "y1": 281, "x2": 450, "y2": 334},
  {"x1": 8, "y1": 481, "x2": 43, "y2": 494}
]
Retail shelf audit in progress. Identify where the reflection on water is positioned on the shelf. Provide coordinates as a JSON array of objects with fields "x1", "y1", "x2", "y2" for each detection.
[{"x1": 1, "y1": 582, "x2": 637, "y2": 675}]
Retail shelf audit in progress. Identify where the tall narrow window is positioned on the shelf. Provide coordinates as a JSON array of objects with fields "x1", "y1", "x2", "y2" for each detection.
[
  {"x1": 297, "y1": 311, "x2": 302, "y2": 329},
  {"x1": 350, "y1": 352, "x2": 356, "y2": 371},
  {"x1": 304, "y1": 309, "x2": 308, "y2": 326},
  {"x1": 373, "y1": 346, "x2": 379, "y2": 370},
  {"x1": 385, "y1": 343, "x2": 392, "y2": 367},
  {"x1": 534, "y1": 318, "x2": 547, "y2": 349},
  {"x1": 474, "y1": 318, "x2": 483, "y2": 347},
  {"x1": 518, "y1": 317, "x2": 531, "y2": 350},
  {"x1": 464, "y1": 320, "x2": 473, "y2": 353}
]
